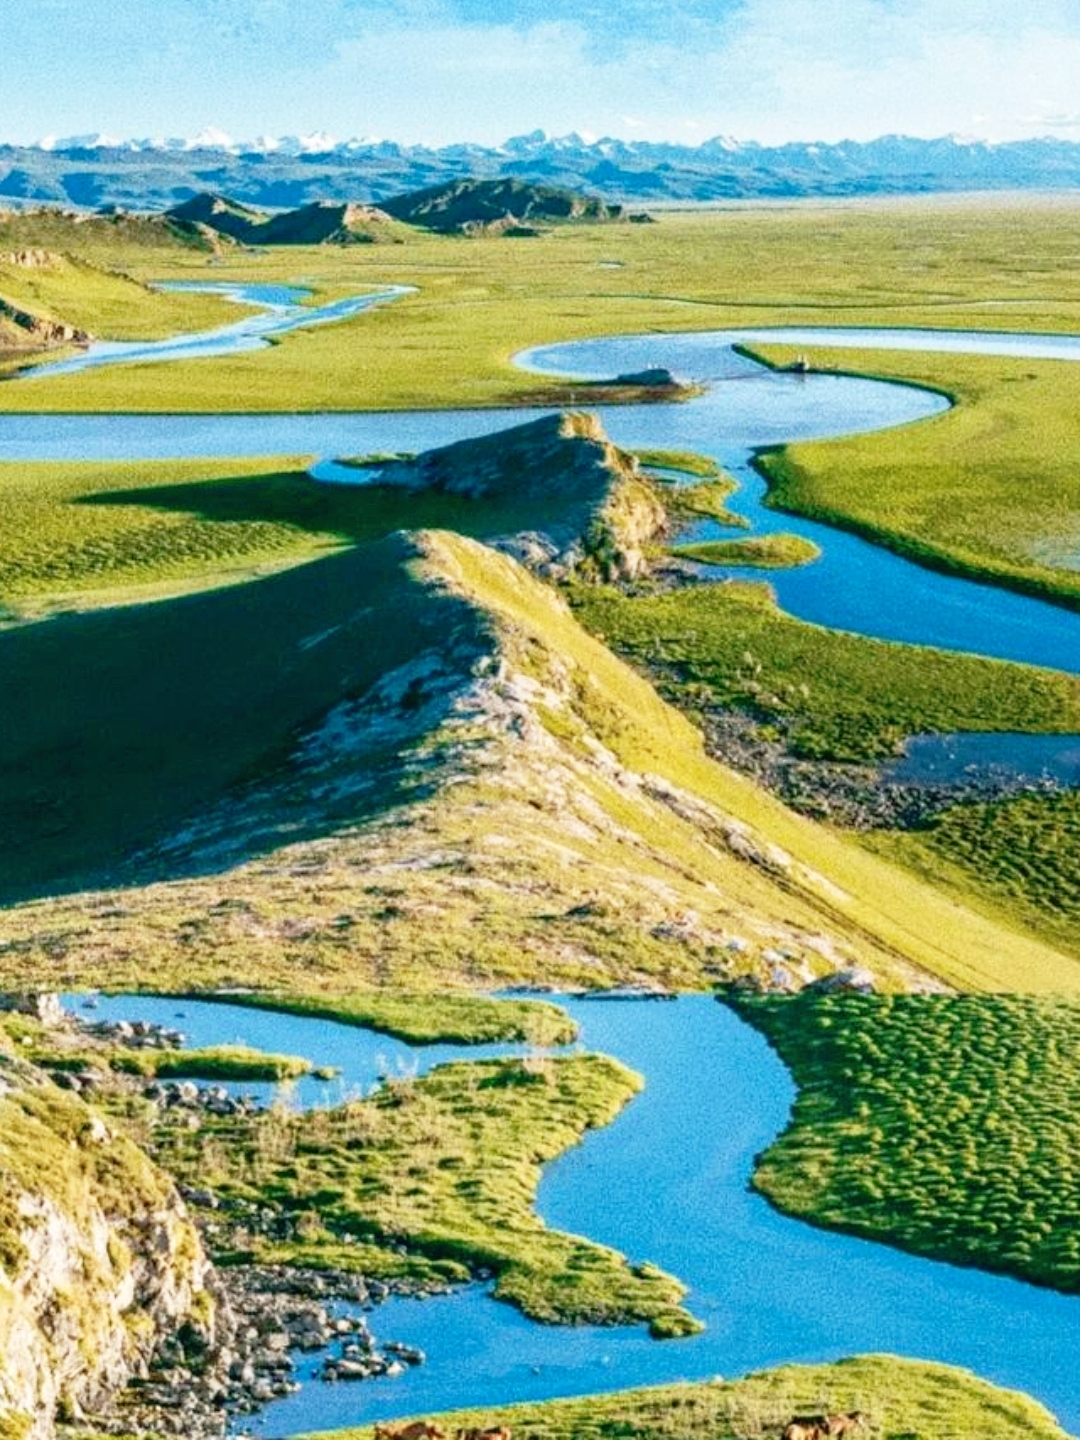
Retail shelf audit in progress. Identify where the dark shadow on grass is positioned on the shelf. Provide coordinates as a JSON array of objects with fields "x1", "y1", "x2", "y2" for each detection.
[
  {"x1": 77, "y1": 468, "x2": 560, "y2": 550},
  {"x1": 0, "y1": 530, "x2": 489, "y2": 905}
]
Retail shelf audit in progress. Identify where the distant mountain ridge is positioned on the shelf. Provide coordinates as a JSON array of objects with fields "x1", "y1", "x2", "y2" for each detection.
[{"x1": 5, "y1": 131, "x2": 1080, "y2": 210}]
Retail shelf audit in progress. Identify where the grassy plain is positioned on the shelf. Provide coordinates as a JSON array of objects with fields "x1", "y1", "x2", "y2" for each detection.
[
  {"x1": 753, "y1": 347, "x2": 1080, "y2": 610},
  {"x1": 299, "y1": 1356, "x2": 1072, "y2": 1440},
  {"x1": 570, "y1": 580, "x2": 1080, "y2": 760},
  {"x1": 735, "y1": 991, "x2": 1080, "y2": 1292},
  {"x1": 142, "y1": 1051, "x2": 698, "y2": 1336},
  {"x1": 7, "y1": 195, "x2": 1080, "y2": 411}
]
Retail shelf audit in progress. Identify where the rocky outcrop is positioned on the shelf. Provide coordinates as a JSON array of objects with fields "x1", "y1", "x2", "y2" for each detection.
[
  {"x1": 0, "y1": 248, "x2": 62, "y2": 269},
  {"x1": 0, "y1": 1061, "x2": 215, "y2": 1438},
  {"x1": 341, "y1": 412, "x2": 666, "y2": 582},
  {"x1": 0, "y1": 294, "x2": 89, "y2": 349}
]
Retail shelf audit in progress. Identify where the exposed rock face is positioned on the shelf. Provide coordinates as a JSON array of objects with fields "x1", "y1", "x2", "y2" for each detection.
[
  {"x1": 1, "y1": 248, "x2": 62, "y2": 268},
  {"x1": 0, "y1": 1063, "x2": 216, "y2": 1438},
  {"x1": 347, "y1": 411, "x2": 666, "y2": 581},
  {"x1": 0, "y1": 294, "x2": 90, "y2": 349}
]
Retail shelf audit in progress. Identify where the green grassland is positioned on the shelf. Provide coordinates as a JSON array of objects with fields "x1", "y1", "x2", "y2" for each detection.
[
  {"x1": 753, "y1": 347, "x2": 1080, "y2": 611},
  {"x1": 206, "y1": 990, "x2": 578, "y2": 1047},
  {"x1": 9, "y1": 195, "x2": 1080, "y2": 411},
  {"x1": 734, "y1": 991, "x2": 1080, "y2": 1292},
  {"x1": 299, "y1": 1356, "x2": 1072, "y2": 1440},
  {"x1": 140, "y1": 1050, "x2": 698, "y2": 1336},
  {"x1": 672, "y1": 533, "x2": 822, "y2": 569},
  {"x1": 0, "y1": 252, "x2": 240, "y2": 353},
  {"x1": 570, "y1": 579, "x2": 1080, "y2": 761},
  {"x1": 868, "y1": 790, "x2": 1080, "y2": 961}
]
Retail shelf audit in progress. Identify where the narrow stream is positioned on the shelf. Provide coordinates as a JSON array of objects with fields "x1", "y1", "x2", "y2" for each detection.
[{"x1": 70, "y1": 993, "x2": 1080, "y2": 1435}]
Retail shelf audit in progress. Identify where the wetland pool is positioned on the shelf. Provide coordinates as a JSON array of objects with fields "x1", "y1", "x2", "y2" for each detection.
[{"x1": 71, "y1": 992, "x2": 1080, "y2": 1436}]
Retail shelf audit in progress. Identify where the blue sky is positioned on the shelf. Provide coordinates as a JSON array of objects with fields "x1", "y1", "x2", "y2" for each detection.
[{"x1": 4, "y1": 0, "x2": 1080, "y2": 146}]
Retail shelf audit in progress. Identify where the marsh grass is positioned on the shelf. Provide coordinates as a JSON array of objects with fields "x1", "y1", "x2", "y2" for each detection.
[
  {"x1": 296, "y1": 1354, "x2": 1071, "y2": 1440},
  {"x1": 147, "y1": 1052, "x2": 698, "y2": 1334},
  {"x1": 569, "y1": 580, "x2": 1080, "y2": 760},
  {"x1": 735, "y1": 991, "x2": 1080, "y2": 1293}
]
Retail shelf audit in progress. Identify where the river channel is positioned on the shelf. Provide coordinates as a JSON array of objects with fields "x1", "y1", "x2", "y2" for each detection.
[
  {"x1": 70, "y1": 992, "x2": 1080, "y2": 1435},
  {"x1": 17, "y1": 291, "x2": 1080, "y2": 1430}
]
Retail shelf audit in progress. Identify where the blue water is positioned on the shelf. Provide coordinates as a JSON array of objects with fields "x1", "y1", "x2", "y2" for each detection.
[
  {"x1": 5, "y1": 305, "x2": 1080, "y2": 673},
  {"x1": 19, "y1": 280, "x2": 414, "y2": 379},
  {"x1": 70, "y1": 993, "x2": 1080, "y2": 1435},
  {"x1": 885, "y1": 731, "x2": 1080, "y2": 787}
]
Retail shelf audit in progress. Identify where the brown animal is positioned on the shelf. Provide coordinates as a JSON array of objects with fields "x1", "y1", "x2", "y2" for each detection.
[
  {"x1": 822, "y1": 1415, "x2": 870, "y2": 1436},
  {"x1": 782, "y1": 1423, "x2": 827, "y2": 1440},
  {"x1": 375, "y1": 1423, "x2": 445, "y2": 1440}
]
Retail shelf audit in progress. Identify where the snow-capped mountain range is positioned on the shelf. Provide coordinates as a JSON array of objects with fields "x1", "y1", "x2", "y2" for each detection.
[{"x1": 4, "y1": 129, "x2": 1080, "y2": 210}]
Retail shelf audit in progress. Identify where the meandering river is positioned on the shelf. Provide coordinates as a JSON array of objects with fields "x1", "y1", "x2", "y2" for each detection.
[
  {"x1": 17, "y1": 289, "x2": 1080, "y2": 1431},
  {"x1": 71, "y1": 992, "x2": 1080, "y2": 1435}
]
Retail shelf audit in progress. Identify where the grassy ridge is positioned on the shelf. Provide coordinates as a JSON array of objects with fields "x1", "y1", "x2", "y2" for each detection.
[
  {"x1": 146, "y1": 1051, "x2": 698, "y2": 1336},
  {"x1": 735, "y1": 991, "x2": 1080, "y2": 1292},
  {"x1": 299, "y1": 1356, "x2": 1072, "y2": 1440},
  {"x1": 569, "y1": 579, "x2": 1080, "y2": 760},
  {"x1": 2, "y1": 529, "x2": 1079, "y2": 999}
]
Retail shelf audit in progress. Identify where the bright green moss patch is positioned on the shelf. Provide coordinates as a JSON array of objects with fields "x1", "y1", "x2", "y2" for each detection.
[
  {"x1": 570, "y1": 580, "x2": 1080, "y2": 760},
  {"x1": 200, "y1": 990, "x2": 578, "y2": 1047},
  {"x1": 674, "y1": 533, "x2": 821, "y2": 569},
  {"x1": 734, "y1": 990, "x2": 1080, "y2": 1291},
  {"x1": 111, "y1": 1043, "x2": 315, "y2": 1082},
  {"x1": 633, "y1": 449, "x2": 721, "y2": 479},
  {"x1": 148, "y1": 1051, "x2": 697, "y2": 1333},
  {"x1": 299, "y1": 1354, "x2": 1072, "y2": 1440}
]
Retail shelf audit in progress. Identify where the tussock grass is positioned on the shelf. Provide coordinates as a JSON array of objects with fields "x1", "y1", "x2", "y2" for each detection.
[
  {"x1": 735, "y1": 991, "x2": 1080, "y2": 1292},
  {"x1": 869, "y1": 790, "x2": 1080, "y2": 961}
]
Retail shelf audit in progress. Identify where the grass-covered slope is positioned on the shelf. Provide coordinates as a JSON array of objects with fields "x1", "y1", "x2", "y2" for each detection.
[
  {"x1": 300, "y1": 1356, "x2": 1072, "y2": 1440},
  {"x1": 869, "y1": 789, "x2": 1080, "y2": 961},
  {"x1": 734, "y1": 990, "x2": 1080, "y2": 1292},
  {"x1": 3, "y1": 527, "x2": 1080, "y2": 1000}
]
